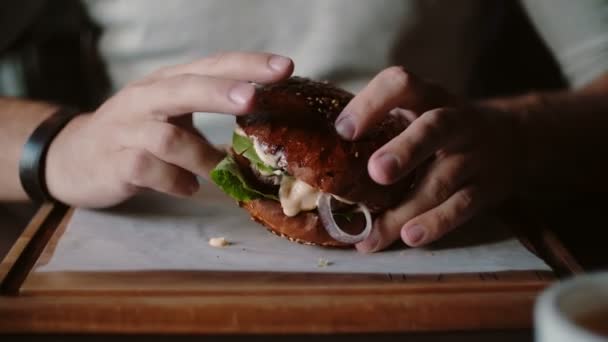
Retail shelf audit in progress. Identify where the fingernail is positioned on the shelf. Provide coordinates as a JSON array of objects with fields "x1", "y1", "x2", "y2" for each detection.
[
  {"x1": 375, "y1": 153, "x2": 400, "y2": 182},
  {"x1": 268, "y1": 55, "x2": 291, "y2": 72},
  {"x1": 229, "y1": 83, "x2": 255, "y2": 105},
  {"x1": 355, "y1": 228, "x2": 380, "y2": 253},
  {"x1": 335, "y1": 116, "x2": 356, "y2": 140},
  {"x1": 403, "y1": 224, "x2": 425, "y2": 245}
]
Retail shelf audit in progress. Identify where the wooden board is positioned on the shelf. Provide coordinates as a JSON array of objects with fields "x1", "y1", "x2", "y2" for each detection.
[{"x1": 0, "y1": 202, "x2": 581, "y2": 334}]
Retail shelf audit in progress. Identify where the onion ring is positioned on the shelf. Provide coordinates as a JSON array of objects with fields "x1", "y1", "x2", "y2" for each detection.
[{"x1": 317, "y1": 193, "x2": 372, "y2": 244}]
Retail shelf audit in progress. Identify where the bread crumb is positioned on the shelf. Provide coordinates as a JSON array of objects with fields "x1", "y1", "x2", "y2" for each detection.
[
  {"x1": 209, "y1": 237, "x2": 230, "y2": 248},
  {"x1": 317, "y1": 257, "x2": 332, "y2": 268}
]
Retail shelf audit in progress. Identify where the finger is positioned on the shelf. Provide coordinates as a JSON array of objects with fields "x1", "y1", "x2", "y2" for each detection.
[
  {"x1": 169, "y1": 113, "x2": 198, "y2": 135},
  {"x1": 110, "y1": 74, "x2": 257, "y2": 120},
  {"x1": 390, "y1": 108, "x2": 418, "y2": 124},
  {"x1": 146, "y1": 52, "x2": 294, "y2": 83},
  {"x1": 356, "y1": 154, "x2": 470, "y2": 253},
  {"x1": 120, "y1": 122, "x2": 226, "y2": 178},
  {"x1": 335, "y1": 66, "x2": 453, "y2": 140},
  {"x1": 117, "y1": 149, "x2": 199, "y2": 197},
  {"x1": 400, "y1": 185, "x2": 480, "y2": 246},
  {"x1": 368, "y1": 107, "x2": 461, "y2": 185}
]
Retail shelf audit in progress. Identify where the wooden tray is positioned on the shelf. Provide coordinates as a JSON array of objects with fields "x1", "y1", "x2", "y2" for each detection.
[{"x1": 0, "y1": 203, "x2": 582, "y2": 334}]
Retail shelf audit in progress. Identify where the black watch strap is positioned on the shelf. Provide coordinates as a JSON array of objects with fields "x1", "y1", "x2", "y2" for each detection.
[{"x1": 19, "y1": 107, "x2": 80, "y2": 203}]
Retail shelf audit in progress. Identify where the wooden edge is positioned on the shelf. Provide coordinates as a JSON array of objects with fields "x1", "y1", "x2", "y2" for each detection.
[
  {"x1": 514, "y1": 219, "x2": 583, "y2": 276},
  {"x1": 0, "y1": 204, "x2": 53, "y2": 284},
  {"x1": 531, "y1": 228, "x2": 583, "y2": 276},
  {"x1": 0, "y1": 202, "x2": 68, "y2": 295},
  {"x1": 35, "y1": 208, "x2": 74, "y2": 268},
  {"x1": 0, "y1": 286, "x2": 544, "y2": 334},
  {"x1": 21, "y1": 270, "x2": 551, "y2": 296},
  {"x1": 502, "y1": 205, "x2": 582, "y2": 277}
]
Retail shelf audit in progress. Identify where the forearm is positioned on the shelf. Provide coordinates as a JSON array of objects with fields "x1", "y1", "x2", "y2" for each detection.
[
  {"x1": 480, "y1": 74, "x2": 608, "y2": 194},
  {"x1": 0, "y1": 97, "x2": 58, "y2": 201}
]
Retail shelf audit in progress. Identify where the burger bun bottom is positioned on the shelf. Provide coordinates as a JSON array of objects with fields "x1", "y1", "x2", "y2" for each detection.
[{"x1": 240, "y1": 199, "x2": 352, "y2": 247}]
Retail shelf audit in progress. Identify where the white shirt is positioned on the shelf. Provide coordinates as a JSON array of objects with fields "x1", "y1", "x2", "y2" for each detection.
[
  {"x1": 85, "y1": 0, "x2": 485, "y2": 94},
  {"x1": 83, "y1": 0, "x2": 608, "y2": 145}
]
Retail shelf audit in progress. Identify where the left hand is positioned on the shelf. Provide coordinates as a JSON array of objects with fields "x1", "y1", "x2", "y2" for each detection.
[
  {"x1": 334, "y1": 67, "x2": 525, "y2": 252},
  {"x1": 45, "y1": 52, "x2": 294, "y2": 208}
]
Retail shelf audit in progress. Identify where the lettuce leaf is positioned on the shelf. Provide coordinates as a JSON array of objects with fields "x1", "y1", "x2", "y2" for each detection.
[
  {"x1": 232, "y1": 132, "x2": 254, "y2": 156},
  {"x1": 210, "y1": 155, "x2": 278, "y2": 202}
]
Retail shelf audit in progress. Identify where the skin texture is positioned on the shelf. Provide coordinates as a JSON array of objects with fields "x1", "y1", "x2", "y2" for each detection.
[
  {"x1": 334, "y1": 66, "x2": 608, "y2": 252},
  {"x1": 0, "y1": 52, "x2": 294, "y2": 207}
]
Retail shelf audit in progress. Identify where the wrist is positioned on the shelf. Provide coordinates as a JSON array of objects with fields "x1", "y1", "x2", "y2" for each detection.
[
  {"x1": 508, "y1": 93, "x2": 553, "y2": 194},
  {"x1": 44, "y1": 113, "x2": 90, "y2": 205},
  {"x1": 476, "y1": 94, "x2": 544, "y2": 196}
]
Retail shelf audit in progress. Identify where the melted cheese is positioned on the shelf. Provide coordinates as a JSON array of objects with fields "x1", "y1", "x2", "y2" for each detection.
[
  {"x1": 279, "y1": 176, "x2": 321, "y2": 217},
  {"x1": 252, "y1": 137, "x2": 282, "y2": 169}
]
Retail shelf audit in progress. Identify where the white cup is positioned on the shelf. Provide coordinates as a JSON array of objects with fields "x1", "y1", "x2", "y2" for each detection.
[{"x1": 535, "y1": 272, "x2": 608, "y2": 341}]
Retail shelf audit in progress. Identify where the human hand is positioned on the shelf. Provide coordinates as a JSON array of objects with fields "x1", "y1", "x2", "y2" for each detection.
[
  {"x1": 334, "y1": 67, "x2": 524, "y2": 251},
  {"x1": 45, "y1": 52, "x2": 294, "y2": 207}
]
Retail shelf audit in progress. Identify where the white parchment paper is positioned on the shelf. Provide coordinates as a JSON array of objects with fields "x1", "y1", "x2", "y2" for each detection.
[{"x1": 36, "y1": 181, "x2": 550, "y2": 274}]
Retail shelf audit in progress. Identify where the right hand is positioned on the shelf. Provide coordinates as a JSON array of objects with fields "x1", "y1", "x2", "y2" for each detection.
[
  {"x1": 45, "y1": 52, "x2": 294, "y2": 207},
  {"x1": 333, "y1": 67, "x2": 522, "y2": 251}
]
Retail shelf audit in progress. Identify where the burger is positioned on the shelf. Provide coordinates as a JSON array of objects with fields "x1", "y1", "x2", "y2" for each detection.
[{"x1": 210, "y1": 77, "x2": 414, "y2": 247}]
